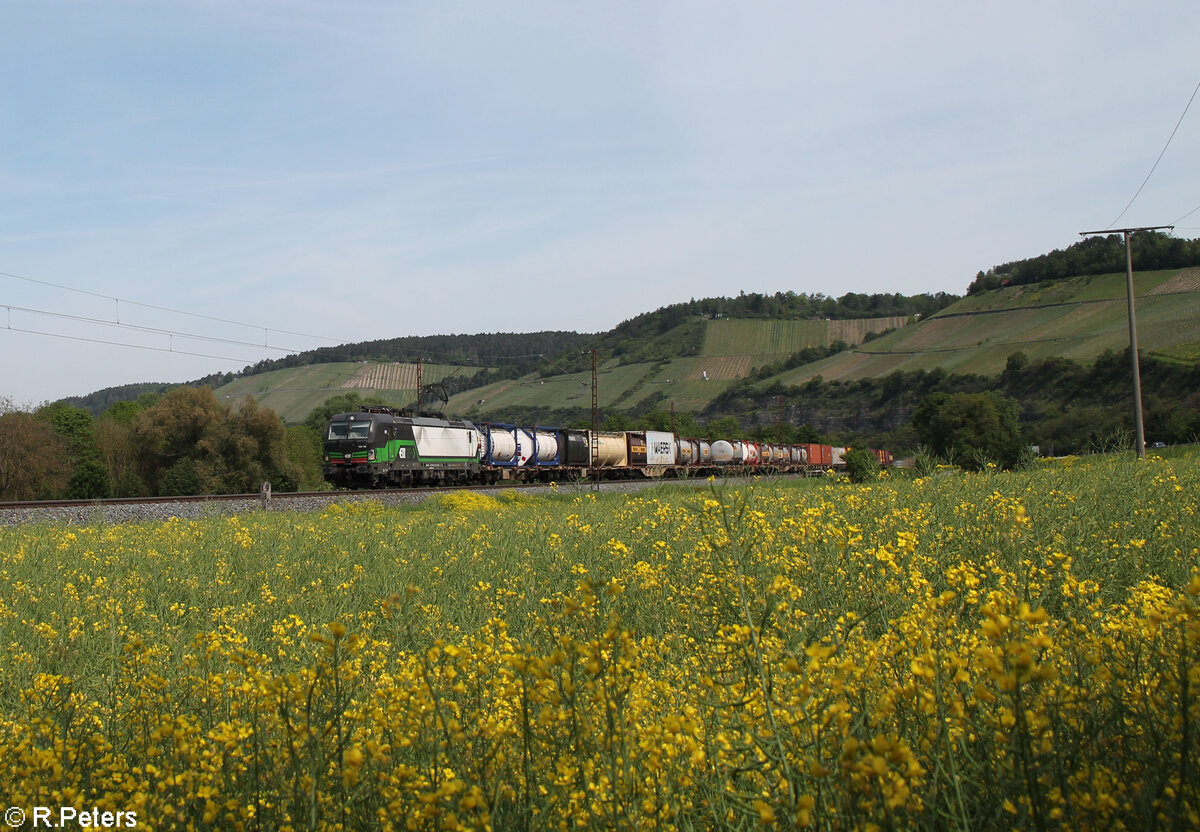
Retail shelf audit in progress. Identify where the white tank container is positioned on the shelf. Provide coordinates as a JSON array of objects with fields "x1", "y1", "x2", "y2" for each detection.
[
  {"x1": 485, "y1": 426, "x2": 537, "y2": 465},
  {"x1": 592, "y1": 432, "x2": 628, "y2": 467},
  {"x1": 513, "y1": 427, "x2": 536, "y2": 465},
  {"x1": 711, "y1": 440, "x2": 736, "y2": 464},
  {"x1": 486, "y1": 427, "x2": 518, "y2": 463},
  {"x1": 677, "y1": 438, "x2": 696, "y2": 465},
  {"x1": 742, "y1": 442, "x2": 759, "y2": 464},
  {"x1": 534, "y1": 430, "x2": 560, "y2": 464}
]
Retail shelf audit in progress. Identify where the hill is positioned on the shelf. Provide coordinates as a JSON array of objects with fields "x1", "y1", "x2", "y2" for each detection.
[
  {"x1": 771, "y1": 267, "x2": 1200, "y2": 386},
  {"x1": 444, "y1": 264, "x2": 1200, "y2": 454},
  {"x1": 60, "y1": 251, "x2": 1200, "y2": 454},
  {"x1": 211, "y1": 360, "x2": 472, "y2": 421},
  {"x1": 199, "y1": 267, "x2": 1200, "y2": 441},
  {"x1": 446, "y1": 314, "x2": 913, "y2": 423}
]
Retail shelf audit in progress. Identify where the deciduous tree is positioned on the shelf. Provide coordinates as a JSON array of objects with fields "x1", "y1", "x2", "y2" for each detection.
[
  {"x1": 913, "y1": 391, "x2": 1025, "y2": 470},
  {"x1": 0, "y1": 410, "x2": 70, "y2": 500}
]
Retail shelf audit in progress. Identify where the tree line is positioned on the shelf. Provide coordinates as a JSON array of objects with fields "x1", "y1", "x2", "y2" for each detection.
[
  {"x1": 967, "y1": 231, "x2": 1200, "y2": 294},
  {"x1": 0, "y1": 388, "x2": 326, "y2": 501}
]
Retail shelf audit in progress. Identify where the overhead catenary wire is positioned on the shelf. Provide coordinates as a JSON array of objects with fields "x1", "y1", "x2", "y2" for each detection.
[
  {"x1": 4, "y1": 267, "x2": 620, "y2": 408},
  {"x1": 3, "y1": 323, "x2": 254, "y2": 363},
  {"x1": 1172, "y1": 201, "x2": 1200, "y2": 226},
  {"x1": 1107, "y1": 77, "x2": 1200, "y2": 230},
  {"x1": 537, "y1": 353, "x2": 593, "y2": 389},
  {"x1": 2, "y1": 303, "x2": 310, "y2": 353},
  {"x1": 0, "y1": 268, "x2": 348, "y2": 344},
  {"x1": 3, "y1": 266, "x2": 588, "y2": 371}
]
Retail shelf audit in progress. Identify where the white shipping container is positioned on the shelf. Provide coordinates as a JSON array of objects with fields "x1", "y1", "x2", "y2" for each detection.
[
  {"x1": 645, "y1": 431, "x2": 677, "y2": 465},
  {"x1": 414, "y1": 423, "x2": 477, "y2": 460}
]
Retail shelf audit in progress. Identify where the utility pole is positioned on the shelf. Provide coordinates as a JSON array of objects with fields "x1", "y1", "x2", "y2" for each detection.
[
  {"x1": 416, "y1": 356, "x2": 423, "y2": 415},
  {"x1": 1078, "y1": 225, "x2": 1173, "y2": 460},
  {"x1": 591, "y1": 348, "x2": 600, "y2": 488}
]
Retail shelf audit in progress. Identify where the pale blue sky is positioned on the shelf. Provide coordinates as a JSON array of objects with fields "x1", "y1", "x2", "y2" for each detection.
[{"x1": 3, "y1": 1, "x2": 1198, "y2": 405}]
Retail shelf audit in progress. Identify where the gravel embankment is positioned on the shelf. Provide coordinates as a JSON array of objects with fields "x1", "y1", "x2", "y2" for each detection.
[
  {"x1": 0, "y1": 478, "x2": 718, "y2": 527},
  {"x1": 0, "y1": 492, "x2": 398, "y2": 527}
]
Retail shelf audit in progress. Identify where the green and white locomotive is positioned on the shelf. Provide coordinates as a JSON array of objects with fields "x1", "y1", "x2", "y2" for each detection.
[{"x1": 323, "y1": 407, "x2": 484, "y2": 487}]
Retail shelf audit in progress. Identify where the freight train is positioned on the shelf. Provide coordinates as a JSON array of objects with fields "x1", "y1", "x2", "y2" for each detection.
[{"x1": 323, "y1": 407, "x2": 892, "y2": 488}]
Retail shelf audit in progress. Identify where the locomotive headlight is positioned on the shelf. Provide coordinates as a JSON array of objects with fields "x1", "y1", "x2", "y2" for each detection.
[{"x1": 368, "y1": 449, "x2": 376, "y2": 461}]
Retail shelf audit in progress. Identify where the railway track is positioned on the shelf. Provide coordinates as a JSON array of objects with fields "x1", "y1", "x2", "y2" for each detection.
[
  {"x1": 0, "y1": 479, "x2": 542, "y2": 512},
  {"x1": 0, "y1": 475, "x2": 752, "y2": 526}
]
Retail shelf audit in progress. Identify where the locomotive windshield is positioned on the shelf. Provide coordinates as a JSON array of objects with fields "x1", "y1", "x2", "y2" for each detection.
[{"x1": 328, "y1": 421, "x2": 371, "y2": 441}]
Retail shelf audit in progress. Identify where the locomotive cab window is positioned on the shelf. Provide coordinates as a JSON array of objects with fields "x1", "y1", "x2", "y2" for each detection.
[{"x1": 328, "y1": 421, "x2": 371, "y2": 440}]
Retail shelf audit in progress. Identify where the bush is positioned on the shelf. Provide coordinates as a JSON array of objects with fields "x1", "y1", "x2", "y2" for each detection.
[
  {"x1": 65, "y1": 460, "x2": 111, "y2": 499},
  {"x1": 913, "y1": 391, "x2": 1025, "y2": 470},
  {"x1": 843, "y1": 448, "x2": 881, "y2": 483},
  {"x1": 159, "y1": 458, "x2": 202, "y2": 496}
]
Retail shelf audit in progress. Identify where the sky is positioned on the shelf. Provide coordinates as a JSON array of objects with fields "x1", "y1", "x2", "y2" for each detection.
[{"x1": 3, "y1": 1, "x2": 1199, "y2": 406}]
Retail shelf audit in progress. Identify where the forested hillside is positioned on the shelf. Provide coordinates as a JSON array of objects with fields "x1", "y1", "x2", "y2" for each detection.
[
  {"x1": 253, "y1": 331, "x2": 592, "y2": 378},
  {"x1": 61, "y1": 292, "x2": 956, "y2": 416},
  {"x1": 968, "y1": 230, "x2": 1200, "y2": 294},
  {"x1": 538, "y1": 291, "x2": 958, "y2": 374},
  {"x1": 716, "y1": 348, "x2": 1200, "y2": 456}
]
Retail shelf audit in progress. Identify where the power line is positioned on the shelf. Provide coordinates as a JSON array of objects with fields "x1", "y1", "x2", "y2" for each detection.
[
  {"x1": 0, "y1": 268, "x2": 347, "y2": 343},
  {"x1": 538, "y1": 353, "x2": 592, "y2": 388},
  {"x1": 4, "y1": 265, "x2": 601, "y2": 375},
  {"x1": 1172, "y1": 201, "x2": 1200, "y2": 226},
  {"x1": 2, "y1": 303, "x2": 309, "y2": 353},
  {"x1": 1107, "y1": 77, "x2": 1200, "y2": 229},
  {"x1": 3, "y1": 267, "x2": 594, "y2": 366},
  {"x1": 2, "y1": 323, "x2": 255, "y2": 362}
]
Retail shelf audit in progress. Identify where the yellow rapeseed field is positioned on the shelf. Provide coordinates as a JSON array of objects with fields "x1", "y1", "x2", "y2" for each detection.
[{"x1": 0, "y1": 453, "x2": 1197, "y2": 830}]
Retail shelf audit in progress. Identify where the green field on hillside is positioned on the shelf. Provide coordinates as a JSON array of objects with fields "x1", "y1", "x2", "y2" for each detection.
[
  {"x1": 446, "y1": 317, "x2": 912, "y2": 420},
  {"x1": 700, "y1": 316, "x2": 909, "y2": 356},
  {"x1": 774, "y1": 268, "x2": 1200, "y2": 385},
  {"x1": 945, "y1": 269, "x2": 1182, "y2": 313},
  {"x1": 208, "y1": 268, "x2": 1200, "y2": 425},
  {"x1": 214, "y1": 361, "x2": 465, "y2": 423},
  {"x1": 448, "y1": 361, "x2": 722, "y2": 419}
]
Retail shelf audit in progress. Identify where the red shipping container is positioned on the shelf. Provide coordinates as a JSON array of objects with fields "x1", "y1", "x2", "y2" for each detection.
[{"x1": 800, "y1": 444, "x2": 833, "y2": 466}]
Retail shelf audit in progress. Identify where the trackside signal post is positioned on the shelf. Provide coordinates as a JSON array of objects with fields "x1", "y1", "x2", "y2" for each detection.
[{"x1": 1079, "y1": 224, "x2": 1173, "y2": 460}]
